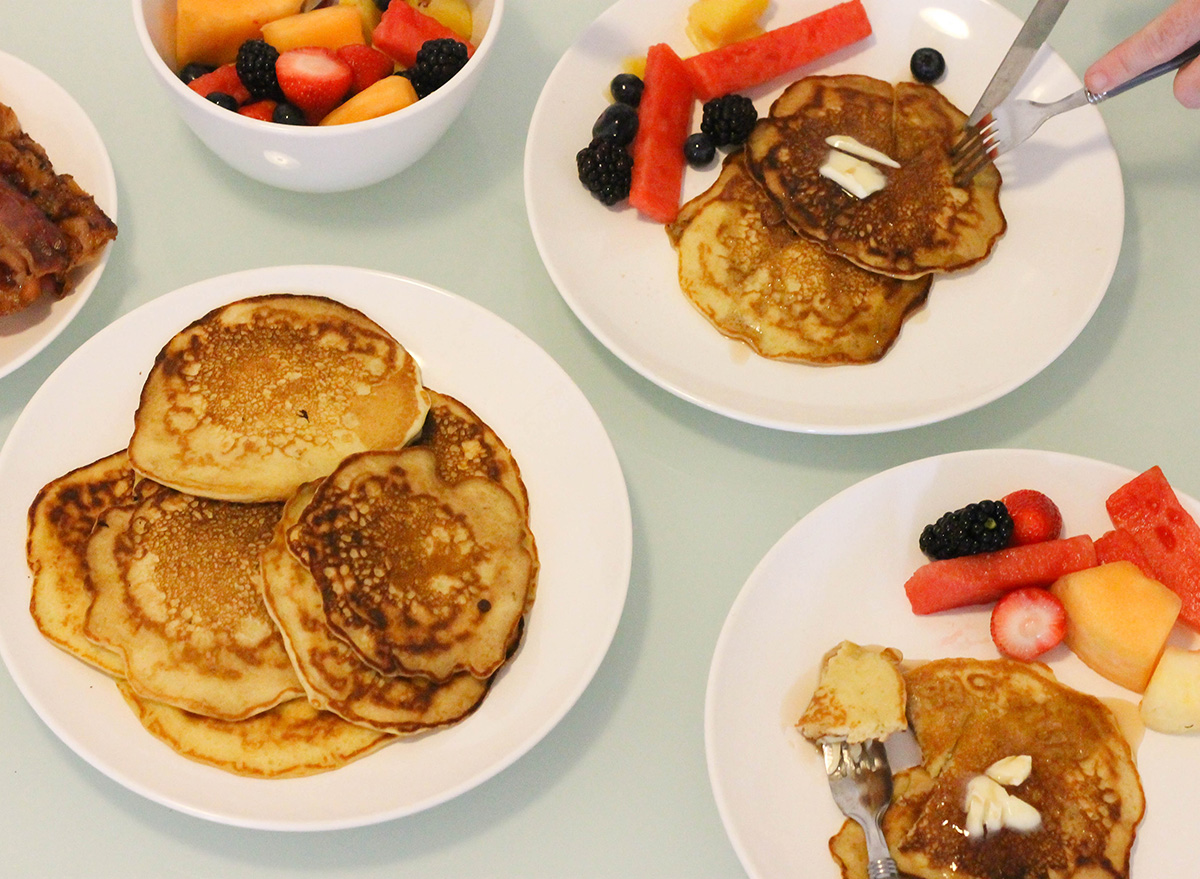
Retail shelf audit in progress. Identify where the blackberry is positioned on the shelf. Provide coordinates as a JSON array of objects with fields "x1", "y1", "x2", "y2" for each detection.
[
  {"x1": 700, "y1": 94, "x2": 757, "y2": 148},
  {"x1": 919, "y1": 500, "x2": 1014, "y2": 560},
  {"x1": 592, "y1": 102, "x2": 638, "y2": 147},
  {"x1": 404, "y1": 38, "x2": 470, "y2": 98},
  {"x1": 236, "y1": 39, "x2": 283, "y2": 101},
  {"x1": 684, "y1": 132, "x2": 716, "y2": 168},
  {"x1": 179, "y1": 62, "x2": 215, "y2": 85},
  {"x1": 609, "y1": 73, "x2": 644, "y2": 107},
  {"x1": 576, "y1": 138, "x2": 633, "y2": 206},
  {"x1": 910, "y1": 47, "x2": 946, "y2": 84}
]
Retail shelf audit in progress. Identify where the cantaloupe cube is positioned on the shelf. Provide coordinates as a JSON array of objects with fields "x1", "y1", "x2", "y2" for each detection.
[
  {"x1": 319, "y1": 75, "x2": 417, "y2": 125},
  {"x1": 340, "y1": 0, "x2": 382, "y2": 36},
  {"x1": 1051, "y1": 561, "x2": 1182, "y2": 692},
  {"x1": 405, "y1": 0, "x2": 474, "y2": 41},
  {"x1": 686, "y1": 0, "x2": 768, "y2": 52},
  {"x1": 261, "y1": 5, "x2": 366, "y2": 52},
  {"x1": 176, "y1": 0, "x2": 303, "y2": 68},
  {"x1": 1139, "y1": 646, "x2": 1200, "y2": 733}
]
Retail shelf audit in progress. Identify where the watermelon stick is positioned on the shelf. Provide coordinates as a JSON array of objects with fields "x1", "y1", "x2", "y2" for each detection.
[
  {"x1": 684, "y1": 0, "x2": 873, "y2": 101},
  {"x1": 629, "y1": 43, "x2": 694, "y2": 224}
]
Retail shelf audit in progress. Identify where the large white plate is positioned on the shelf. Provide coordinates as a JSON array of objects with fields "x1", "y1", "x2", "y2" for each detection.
[
  {"x1": 0, "y1": 50, "x2": 117, "y2": 379},
  {"x1": 525, "y1": 0, "x2": 1123, "y2": 433},
  {"x1": 0, "y1": 265, "x2": 631, "y2": 830},
  {"x1": 706, "y1": 448, "x2": 1199, "y2": 877}
]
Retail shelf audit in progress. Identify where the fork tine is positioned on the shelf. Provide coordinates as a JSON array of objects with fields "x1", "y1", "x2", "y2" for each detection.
[{"x1": 951, "y1": 120, "x2": 999, "y2": 187}]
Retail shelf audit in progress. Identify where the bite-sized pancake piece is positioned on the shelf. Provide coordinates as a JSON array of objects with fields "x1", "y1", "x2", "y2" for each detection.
[
  {"x1": 666, "y1": 153, "x2": 930, "y2": 364},
  {"x1": 261, "y1": 481, "x2": 492, "y2": 735},
  {"x1": 745, "y1": 75, "x2": 1005, "y2": 279},
  {"x1": 27, "y1": 451, "x2": 151, "y2": 676},
  {"x1": 288, "y1": 447, "x2": 537, "y2": 682},
  {"x1": 829, "y1": 658, "x2": 1143, "y2": 879},
  {"x1": 796, "y1": 641, "x2": 907, "y2": 743},
  {"x1": 117, "y1": 683, "x2": 394, "y2": 778},
  {"x1": 128, "y1": 294, "x2": 431, "y2": 503},
  {"x1": 84, "y1": 488, "x2": 304, "y2": 719}
]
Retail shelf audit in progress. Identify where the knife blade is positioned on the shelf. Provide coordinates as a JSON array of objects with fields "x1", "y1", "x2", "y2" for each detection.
[{"x1": 966, "y1": 0, "x2": 1072, "y2": 126}]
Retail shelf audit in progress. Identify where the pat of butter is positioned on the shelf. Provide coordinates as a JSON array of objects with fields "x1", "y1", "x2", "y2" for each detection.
[
  {"x1": 819, "y1": 149, "x2": 888, "y2": 199},
  {"x1": 964, "y1": 762, "x2": 1042, "y2": 839},
  {"x1": 985, "y1": 754, "x2": 1032, "y2": 786},
  {"x1": 824, "y1": 135, "x2": 900, "y2": 168}
]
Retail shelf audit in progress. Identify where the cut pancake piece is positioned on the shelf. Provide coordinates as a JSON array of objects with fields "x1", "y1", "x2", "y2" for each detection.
[
  {"x1": 117, "y1": 682, "x2": 394, "y2": 778},
  {"x1": 261, "y1": 481, "x2": 492, "y2": 735},
  {"x1": 667, "y1": 153, "x2": 930, "y2": 364},
  {"x1": 288, "y1": 447, "x2": 537, "y2": 682},
  {"x1": 745, "y1": 75, "x2": 1005, "y2": 279},
  {"x1": 128, "y1": 294, "x2": 431, "y2": 503},
  {"x1": 829, "y1": 657, "x2": 1143, "y2": 879},
  {"x1": 27, "y1": 450, "x2": 150, "y2": 676},
  {"x1": 84, "y1": 487, "x2": 304, "y2": 719},
  {"x1": 796, "y1": 641, "x2": 907, "y2": 743}
]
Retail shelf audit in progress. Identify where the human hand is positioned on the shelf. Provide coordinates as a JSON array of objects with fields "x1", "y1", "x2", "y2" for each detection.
[{"x1": 1085, "y1": 0, "x2": 1200, "y2": 107}]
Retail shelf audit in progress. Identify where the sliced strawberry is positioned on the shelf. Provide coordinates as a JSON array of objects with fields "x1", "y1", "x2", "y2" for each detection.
[
  {"x1": 188, "y1": 63, "x2": 251, "y2": 105},
  {"x1": 336, "y1": 44, "x2": 395, "y2": 95},
  {"x1": 237, "y1": 99, "x2": 278, "y2": 122},
  {"x1": 275, "y1": 47, "x2": 354, "y2": 123},
  {"x1": 1001, "y1": 489, "x2": 1063, "y2": 546},
  {"x1": 990, "y1": 587, "x2": 1067, "y2": 661}
]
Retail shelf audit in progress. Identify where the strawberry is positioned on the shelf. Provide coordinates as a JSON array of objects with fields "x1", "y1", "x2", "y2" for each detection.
[
  {"x1": 336, "y1": 44, "x2": 395, "y2": 95},
  {"x1": 188, "y1": 63, "x2": 250, "y2": 106},
  {"x1": 237, "y1": 99, "x2": 277, "y2": 122},
  {"x1": 1002, "y1": 489, "x2": 1063, "y2": 546},
  {"x1": 989, "y1": 587, "x2": 1067, "y2": 661},
  {"x1": 275, "y1": 47, "x2": 354, "y2": 123}
]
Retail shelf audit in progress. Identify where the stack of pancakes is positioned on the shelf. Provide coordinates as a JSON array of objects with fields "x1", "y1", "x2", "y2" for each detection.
[
  {"x1": 26, "y1": 294, "x2": 538, "y2": 777},
  {"x1": 667, "y1": 74, "x2": 1006, "y2": 365}
]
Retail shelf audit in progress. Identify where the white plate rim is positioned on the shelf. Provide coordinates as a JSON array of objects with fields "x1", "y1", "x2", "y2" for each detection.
[
  {"x1": 704, "y1": 447, "x2": 1197, "y2": 877},
  {"x1": 524, "y1": 0, "x2": 1124, "y2": 434},
  {"x1": 0, "y1": 49, "x2": 118, "y2": 379},
  {"x1": 0, "y1": 264, "x2": 632, "y2": 830}
]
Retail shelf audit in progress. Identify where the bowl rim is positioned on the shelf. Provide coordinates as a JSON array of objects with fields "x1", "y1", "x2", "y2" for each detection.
[{"x1": 130, "y1": 0, "x2": 504, "y2": 135}]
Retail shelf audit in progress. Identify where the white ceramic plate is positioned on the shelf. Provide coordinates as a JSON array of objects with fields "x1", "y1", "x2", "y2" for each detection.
[
  {"x1": 525, "y1": 0, "x2": 1123, "y2": 433},
  {"x1": 0, "y1": 265, "x2": 631, "y2": 830},
  {"x1": 706, "y1": 448, "x2": 1198, "y2": 877},
  {"x1": 0, "y1": 50, "x2": 117, "y2": 379}
]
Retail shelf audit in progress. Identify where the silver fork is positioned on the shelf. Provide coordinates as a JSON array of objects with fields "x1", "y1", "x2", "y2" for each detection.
[
  {"x1": 952, "y1": 38, "x2": 1200, "y2": 186},
  {"x1": 821, "y1": 738, "x2": 898, "y2": 879}
]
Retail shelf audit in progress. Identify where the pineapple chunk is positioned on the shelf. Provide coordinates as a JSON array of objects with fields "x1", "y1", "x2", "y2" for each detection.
[
  {"x1": 261, "y1": 5, "x2": 366, "y2": 52},
  {"x1": 339, "y1": 0, "x2": 382, "y2": 36},
  {"x1": 1051, "y1": 561, "x2": 1182, "y2": 693},
  {"x1": 405, "y1": 0, "x2": 473, "y2": 41},
  {"x1": 176, "y1": 0, "x2": 303, "y2": 67},
  {"x1": 1140, "y1": 646, "x2": 1200, "y2": 733},
  {"x1": 686, "y1": 0, "x2": 768, "y2": 52},
  {"x1": 319, "y1": 75, "x2": 417, "y2": 125}
]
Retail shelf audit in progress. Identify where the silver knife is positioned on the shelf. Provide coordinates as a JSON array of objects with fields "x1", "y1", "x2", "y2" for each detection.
[{"x1": 966, "y1": 0, "x2": 1072, "y2": 126}]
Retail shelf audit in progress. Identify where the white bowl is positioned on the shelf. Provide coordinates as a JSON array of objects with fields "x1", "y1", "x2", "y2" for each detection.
[{"x1": 132, "y1": 0, "x2": 501, "y2": 192}]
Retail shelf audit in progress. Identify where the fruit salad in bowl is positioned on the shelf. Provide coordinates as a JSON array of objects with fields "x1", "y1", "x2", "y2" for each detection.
[{"x1": 133, "y1": 0, "x2": 502, "y2": 191}]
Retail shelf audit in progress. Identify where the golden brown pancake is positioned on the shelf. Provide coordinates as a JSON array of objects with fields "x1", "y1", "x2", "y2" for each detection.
[
  {"x1": 84, "y1": 487, "x2": 304, "y2": 719},
  {"x1": 128, "y1": 294, "x2": 431, "y2": 503},
  {"x1": 745, "y1": 75, "x2": 1006, "y2": 279},
  {"x1": 666, "y1": 153, "x2": 931, "y2": 364},
  {"x1": 287, "y1": 447, "x2": 537, "y2": 682},
  {"x1": 796, "y1": 641, "x2": 907, "y2": 743},
  {"x1": 27, "y1": 451, "x2": 149, "y2": 676},
  {"x1": 829, "y1": 658, "x2": 1143, "y2": 879},
  {"x1": 117, "y1": 682, "x2": 394, "y2": 778},
  {"x1": 261, "y1": 481, "x2": 493, "y2": 735}
]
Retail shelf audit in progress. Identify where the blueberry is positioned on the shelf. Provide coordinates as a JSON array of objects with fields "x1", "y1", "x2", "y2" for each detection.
[
  {"x1": 179, "y1": 62, "x2": 215, "y2": 84},
  {"x1": 272, "y1": 102, "x2": 307, "y2": 125},
  {"x1": 206, "y1": 92, "x2": 238, "y2": 111},
  {"x1": 910, "y1": 47, "x2": 946, "y2": 84},
  {"x1": 592, "y1": 102, "x2": 639, "y2": 147},
  {"x1": 684, "y1": 132, "x2": 716, "y2": 168},
  {"x1": 609, "y1": 73, "x2": 644, "y2": 107}
]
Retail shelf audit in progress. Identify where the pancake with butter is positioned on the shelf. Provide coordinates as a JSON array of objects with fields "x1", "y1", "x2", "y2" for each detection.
[
  {"x1": 84, "y1": 487, "x2": 304, "y2": 719},
  {"x1": 27, "y1": 451, "x2": 153, "y2": 676},
  {"x1": 746, "y1": 75, "x2": 1005, "y2": 280},
  {"x1": 829, "y1": 657, "x2": 1143, "y2": 879},
  {"x1": 261, "y1": 481, "x2": 492, "y2": 735},
  {"x1": 118, "y1": 683, "x2": 394, "y2": 778},
  {"x1": 667, "y1": 153, "x2": 930, "y2": 364},
  {"x1": 128, "y1": 294, "x2": 431, "y2": 503},
  {"x1": 287, "y1": 447, "x2": 537, "y2": 682},
  {"x1": 797, "y1": 640, "x2": 907, "y2": 742}
]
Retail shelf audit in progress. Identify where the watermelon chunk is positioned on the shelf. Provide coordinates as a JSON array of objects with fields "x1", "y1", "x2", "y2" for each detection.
[
  {"x1": 1094, "y1": 528, "x2": 1152, "y2": 573},
  {"x1": 372, "y1": 1, "x2": 475, "y2": 69},
  {"x1": 905, "y1": 534, "x2": 1097, "y2": 615},
  {"x1": 684, "y1": 0, "x2": 872, "y2": 101},
  {"x1": 1106, "y1": 465, "x2": 1200, "y2": 630},
  {"x1": 628, "y1": 43, "x2": 694, "y2": 224},
  {"x1": 188, "y1": 63, "x2": 250, "y2": 105}
]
